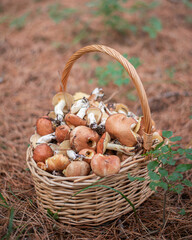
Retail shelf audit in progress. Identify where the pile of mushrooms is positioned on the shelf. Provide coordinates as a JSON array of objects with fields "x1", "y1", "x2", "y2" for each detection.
[{"x1": 30, "y1": 88, "x2": 164, "y2": 179}]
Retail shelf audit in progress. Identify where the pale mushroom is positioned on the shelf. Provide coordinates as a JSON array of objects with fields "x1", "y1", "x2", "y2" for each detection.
[
  {"x1": 71, "y1": 97, "x2": 89, "y2": 114},
  {"x1": 30, "y1": 133, "x2": 41, "y2": 148},
  {"x1": 115, "y1": 103, "x2": 129, "y2": 115},
  {"x1": 52, "y1": 92, "x2": 74, "y2": 121},
  {"x1": 36, "y1": 133, "x2": 56, "y2": 144},
  {"x1": 86, "y1": 107, "x2": 102, "y2": 129},
  {"x1": 73, "y1": 92, "x2": 90, "y2": 101},
  {"x1": 70, "y1": 126, "x2": 100, "y2": 152},
  {"x1": 91, "y1": 154, "x2": 121, "y2": 177},
  {"x1": 89, "y1": 88, "x2": 104, "y2": 101},
  {"x1": 45, "y1": 154, "x2": 70, "y2": 171}
]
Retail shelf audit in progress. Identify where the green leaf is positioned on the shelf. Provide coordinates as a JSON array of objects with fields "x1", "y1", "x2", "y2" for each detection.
[
  {"x1": 128, "y1": 173, "x2": 145, "y2": 182},
  {"x1": 161, "y1": 145, "x2": 169, "y2": 153},
  {"x1": 47, "y1": 209, "x2": 59, "y2": 220},
  {"x1": 162, "y1": 130, "x2": 173, "y2": 138},
  {"x1": 2, "y1": 207, "x2": 14, "y2": 239},
  {"x1": 169, "y1": 136, "x2": 182, "y2": 142},
  {"x1": 149, "y1": 181, "x2": 158, "y2": 191},
  {"x1": 156, "y1": 181, "x2": 168, "y2": 190},
  {"x1": 0, "y1": 192, "x2": 8, "y2": 206},
  {"x1": 179, "y1": 208, "x2": 186, "y2": 215},
  {"x1": 154, "y1": 141, "x2": 164, "y2": 150},
  {"x1": 171, "y1": 184, "x2": 184, "y2": 194},
  {"x1": 186, "y1": 154, "x2": 192, "y2": 160},
  {"x1": 148, "y1": 171, "x2": 160, "y2": 181},
  {"x1": 177, "y1": 148, "x2": 185, "y2": 155},
  {"x1": 147, "y1": 161, "x2": 159, "y2": 171},
  {"x1": 175, "y1": 164, "x2": 192, "y2": 172},
  {"x1": 185, "y1": 149, "x2": 192, "y2": 154},
  {"x1": 129, "y1": 57, "x2": 141, "y2": 68},
  {"x1": 158, "y1": 168, "x2": 168, "y2": 177},
  {"x1": 10, "y1": 13, "x2": 29, "y2": 30},
  {"x1": 142, "y1": 17, "x2": 162, "y2": 39},
  {"x1": 168, "y1": 172, "x2": 183, "y2": 182},
  {"x1": 182, "y1": 179, "x2": 192, "y2": 187}
]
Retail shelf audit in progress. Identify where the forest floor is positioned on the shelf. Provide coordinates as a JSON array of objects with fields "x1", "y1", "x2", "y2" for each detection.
[{"x1": 0, "y1": 0, "x2": 192, "y2": 239}]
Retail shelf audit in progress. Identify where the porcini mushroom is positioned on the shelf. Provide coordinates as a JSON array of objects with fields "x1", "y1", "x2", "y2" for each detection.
[
  {"x1": 105, "y1": 114, "x2": 138, "y2": 147},
  {"x1": 36, "y1": 116, "x2": 54, "y2": 136},
  {"x1": 91, "y1": 154, "x2": 121, "y2": 177},
  {"x1": 52, "y1": 92, "x2": 74, "y2": 121},
  {"x1": 79, "y1": 149, "x2": 96, "y2": 164},
  {"x1": 70, "y1": 126, "x2": 100, "y2": 152},
  {"x1": 86, "y1": 107, "x2": 102, "y2": 129},
  {"x1": 55, "y1": 125, "x2": 70, "y2": 143},
  {"x1": 63, "y1": 161, "x2": 90, "y2": 177},
  {"x1": 33, "y1": 143, "x2": 53, "y2": 163}
]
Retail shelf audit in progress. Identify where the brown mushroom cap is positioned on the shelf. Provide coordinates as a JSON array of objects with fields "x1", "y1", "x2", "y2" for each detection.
[
  {"x1": 55, "y1": 125, "x2": 70, "y2": 143},
  {"x1": 105, "y1": 114, "x2": 137, "y2": 147},
  {"x1": 97, "y1": 132, "x2": 111, "y2": 154},
  {"x1": 91, "y1": 154, "x2": 121, "y2": 177},
  {"x1": 70, "y1": 126, "x2": 100, "y2": 152},
  {"x1": 33, "y1": 143, "x2": 53, "y2": 163},
  {"x1": 65, "y1": 113, "x2": 86, "y2": 127},
  {"x1": 64, "y1": 161, "x2": 90, "y2": 177},
  {"x1": 79, "y1": 149, "x2": 96, "y2": 164},
  {"x1": 36, "y1": 116, "x2": 54, "y2": 136}
]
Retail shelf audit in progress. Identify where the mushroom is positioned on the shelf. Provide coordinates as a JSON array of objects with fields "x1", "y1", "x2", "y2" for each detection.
[
  {"x1": 52, "y1": 92, "x2": 74, "y2": 121},
  {"x1": 97, "y1": 132, "x2": 135, "y2": 155},
  {"x1": 71, "y1": 97, "x2": 89, "y2": 114},
  {"x1": 152, "y1": 130, "x2": 163, "y2": 143},
  {"x1": 76, "y1": 101, "x2": 89, "y2": 119},
  {"x1": 63, "y1": 161, "x2": 90, "y2": 177},
  {"x1": 36, "y1": 116, "x2": 54, "y2": 136},
  {"x1": 73, "y1": 92, "x2": 89, "y2": 101},
  {"x1": 65, "y1": 113, "x2": 86, "y2": 127},
  {"x1": 55, "y1": 125, "x2": 70, "y2": 143},
  {"x1": 115, "y1": 103, "x2": 129, "y2": 115},
  {"x1": 33, "y1": 144, "x2": 53, "y2": 163},
  {"x1": 86, "y1": 107, "x2": 102, "y2": 129},
  {"x1": 30, "y1": 133, "x2": 41, "y2": 148},
  {"x1": 36, "y1": 133, "x2": 56, "y2": 144},
  {"x1": 45, "y1": 154, "x2": 70, "y2": 171},
  {"x1": 79, "y1": 149, "x2": 96, "y2": 164},
  {"x1": 105, "y1": 114, "x2": 138, "y2": 147},
  {"x1": 66, "y1": 150, "x2": 80, "y2": 160},
  {"x1": 137, "y1": 117, "x2": 156, "y2": 136},
  {"x1": 89, "y1": 88, "x2": 104, "y2": 101},
  {"x1": 48, "y1": 111, "x2": 56, "y2": 120},
  {"x1": 70, "y1": 126, "x2": 100, "y2": 152},
  {"x1": 57, "y1": 140, "x2": 71, "y2": 155},
  {"x1": 91, "y1": 154, "x2": 121, "y2": 177}
]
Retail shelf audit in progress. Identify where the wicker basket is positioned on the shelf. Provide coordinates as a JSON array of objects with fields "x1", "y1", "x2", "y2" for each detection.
[{"x1": 26, "y1": 45, "x2": 154, "y2": 226}]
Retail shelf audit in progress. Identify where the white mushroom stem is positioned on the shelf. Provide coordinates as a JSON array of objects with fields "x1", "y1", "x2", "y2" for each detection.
[
  {"x1": 54, "y1": 100, "x2": 66, "y2": 121},
  {"x1": 91, "y1": 88, "x2": 104, "y2": 99},
  {"x1": 37, "y1": 133, "x2": 56, "y2": 144},
  {"x1": 118, "y1": 110, "x2": 127, "y2": 115},
  {"x1": 67, "y1": 150, "x2": 77, "y2": 160},
  {"x1": 88, "y1": 113, "x2": 97, "y2": 125},
  {"x1": 71, "y1": 98, "x2": 88, "y2": 114},
  {"x1": 106, "y1": 143, "x2": 135, "y2": 155},
  {"x1": 127, "y1": 111, "x2": 138, "y2": 120},
  {"x1": 76, "y1": 102, "x2": 89, "y2": 119}
]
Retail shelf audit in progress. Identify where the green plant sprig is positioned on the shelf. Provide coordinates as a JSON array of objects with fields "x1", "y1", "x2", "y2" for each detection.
[{"x1": 128, "y1": 130, "x2": 192, "y2": 194}]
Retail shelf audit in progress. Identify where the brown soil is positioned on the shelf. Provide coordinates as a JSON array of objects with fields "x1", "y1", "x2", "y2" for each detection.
[{"x1": 0, "y1": 0, "x2": 192, "y2": 239}]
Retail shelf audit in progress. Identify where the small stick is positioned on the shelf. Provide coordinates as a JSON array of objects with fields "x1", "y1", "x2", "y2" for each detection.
[
  {"x1": 74, "y1": 173, "x2": 96, "y2": 183},
  {"x1": 104, "y1": 90, "x2": 119, "y2": 103}
]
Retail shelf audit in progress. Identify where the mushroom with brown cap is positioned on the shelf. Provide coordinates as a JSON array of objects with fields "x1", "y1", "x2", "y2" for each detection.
[
  {"x1": 45, "y1": 154, "x2": 70, "y2": 171},
  {"x1": 70, "y1": 126, "x2": 100, "y2": 152},
  {"x1": 65, "y1": 113, "x2": 86, "y2": 127},
  {"x1": 63, "y1": 161, "x2": 90, "y2": 177},
  {"x1": 36, "y1": 116, "x2": 54, "y2": 136},
  {"x1": 91, "y1": 154, "x2": 121, "y2": 177},
  {"x1": 33, "y1": 143, "x2": 54, "y2": 163},
  {"x1": 97, "y1": 132, "x2": 135, "y2": 155},
  {"x1": 55, "y1": 125, "x2": 70, "y2": 143},
  {"x1": 79, "y1": 149, "x2": 96, "y2": 164},
  {"x1": 105, "y1": 114, "x2": 138, "y2": 147},
  {"x1": 52, "y1": 92, "x2": 74, "y2": 121}
]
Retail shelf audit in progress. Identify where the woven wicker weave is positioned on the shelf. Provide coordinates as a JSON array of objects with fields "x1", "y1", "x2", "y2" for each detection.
[{"x1": 26, "y1": 45, "x2": 154, "y2": 226}]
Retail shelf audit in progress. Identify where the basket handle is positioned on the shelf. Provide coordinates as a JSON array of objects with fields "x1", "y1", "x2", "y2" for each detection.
[{"x1": 61, "y1": 45, "x2": 153, "y2": 148}]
